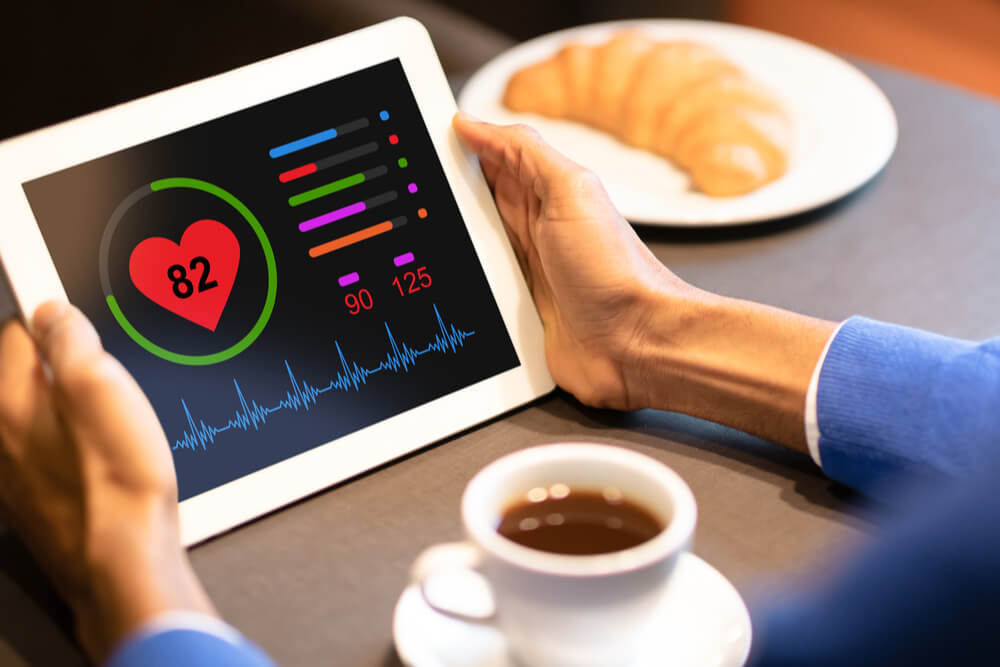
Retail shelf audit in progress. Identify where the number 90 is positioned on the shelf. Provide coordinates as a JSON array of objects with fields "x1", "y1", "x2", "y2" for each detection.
[{"x1": 345, "y1": 288, "x2": 374, "y2": 315}]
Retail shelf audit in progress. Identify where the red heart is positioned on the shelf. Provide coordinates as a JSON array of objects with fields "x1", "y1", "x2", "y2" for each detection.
[{"x1": 128, "y1": 219, "x2": 240, "y2": 332}]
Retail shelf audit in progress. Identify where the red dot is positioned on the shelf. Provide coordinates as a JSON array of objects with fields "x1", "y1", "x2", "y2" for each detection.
[{"x1": 389, "y1": 134, "x2": 399, "y2": 145}]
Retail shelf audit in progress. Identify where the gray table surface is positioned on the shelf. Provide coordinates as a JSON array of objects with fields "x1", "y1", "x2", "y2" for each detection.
[{"x1": 2, "y1": 55, "x2": 999, "y2": 667}]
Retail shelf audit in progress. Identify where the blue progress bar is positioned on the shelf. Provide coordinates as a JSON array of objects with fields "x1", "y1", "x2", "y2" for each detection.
[{"x1": 269, "y1": 128, "x2": 338, "y2": 159}]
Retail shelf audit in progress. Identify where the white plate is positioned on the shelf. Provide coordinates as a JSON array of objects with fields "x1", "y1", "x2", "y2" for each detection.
[
  {"x1": 393, "y1": 551, "x2": 752, "y2": 667},
  {"x1": 458, "y1": 19, "x2": 897, "y2": 226}
]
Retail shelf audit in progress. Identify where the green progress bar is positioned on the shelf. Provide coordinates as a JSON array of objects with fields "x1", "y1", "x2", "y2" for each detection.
[{"x1": 288, "y1": 165, "x2": 387, "y2": 207}]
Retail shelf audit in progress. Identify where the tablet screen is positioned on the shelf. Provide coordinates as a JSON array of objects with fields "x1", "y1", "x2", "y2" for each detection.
[{"x1": 22, "y1": 58, "x2": 520, "y2": 501}]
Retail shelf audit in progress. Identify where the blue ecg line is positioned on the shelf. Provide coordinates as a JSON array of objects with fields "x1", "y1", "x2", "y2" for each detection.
[{"x1": 172, "y1": 304, "x2": 475, "y2": 451}]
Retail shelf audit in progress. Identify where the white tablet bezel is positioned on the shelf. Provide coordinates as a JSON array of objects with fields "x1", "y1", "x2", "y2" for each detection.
[{"x1": 0, "y1": 17, "x2": 553, "y2": 545}]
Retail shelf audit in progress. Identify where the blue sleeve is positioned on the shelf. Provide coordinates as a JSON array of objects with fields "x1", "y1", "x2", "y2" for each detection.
[
  {"x1": 747, "y1": 448, "x2": 1000, "y2": 666},
  {"x1": 105, "y1": 629, "x2": 277, "y2": 667},
  {"x1": 816, "y1": 316, "x2": 1000, "y2": 496}
]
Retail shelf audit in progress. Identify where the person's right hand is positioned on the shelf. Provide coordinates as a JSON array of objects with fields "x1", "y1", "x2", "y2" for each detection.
[
  {"x1": 453, "y1": 113, "x2": 835, "y2": 450},
  {"x1": 453, "y1": 112, "x2": 696, "y2": 410}
]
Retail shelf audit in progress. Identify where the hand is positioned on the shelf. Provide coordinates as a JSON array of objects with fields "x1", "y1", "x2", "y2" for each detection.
[
  {"x1": 453, "y1": 113, "x2": 835, "y2": 451},
  {"x1": 453, "y1": 112, "x2": 689, "y2": 409},
  {"x1": 0, "y1": 302, "x2": 216, "y2": 661}
]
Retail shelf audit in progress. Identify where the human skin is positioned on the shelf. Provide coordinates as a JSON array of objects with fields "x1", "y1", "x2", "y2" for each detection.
[
  {"x1": 451, "y1": 112, "x2": 836, "y2": 452},
  {"x1": 0, "y1": 116, "x2": 834, "y2": 660},
  {"x1": 0, "y1": 303, "x2": 217, "y2": 661}
]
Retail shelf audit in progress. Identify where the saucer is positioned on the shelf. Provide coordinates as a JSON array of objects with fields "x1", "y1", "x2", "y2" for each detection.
[{"x1": 392, "y1": 552, "x2": 752, "y2": 667}]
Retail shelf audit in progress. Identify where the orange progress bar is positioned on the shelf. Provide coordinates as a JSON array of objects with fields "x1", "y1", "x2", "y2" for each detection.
[{"x1": 309, "y1": 220, "x2": 394, "y2": 258}]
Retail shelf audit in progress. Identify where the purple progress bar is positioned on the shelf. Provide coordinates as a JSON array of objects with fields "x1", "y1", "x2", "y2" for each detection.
[
  {"x1": 338, "y1": 272, "x2": 360, "y2": 287},
  {"x1": 300, "y1": 201, "x2": 365, "y2": 232},
  {"x1": 298, "y1": 190, "x2": 398, "y2": 233},
  {"x1": 393, "y1": 252, "x2": 415, "y2": 267}
]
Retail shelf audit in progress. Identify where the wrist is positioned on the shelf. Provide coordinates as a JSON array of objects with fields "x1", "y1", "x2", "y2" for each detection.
[
  {"x1": 75, "y1": 493, "x2": 215, "y2": 660},
  {"x1": 625, "y1": 286, "x2": 835, "y2": 451},
  {"x1": 621, "y1": 284, "x2": 721, "y2": 410}
]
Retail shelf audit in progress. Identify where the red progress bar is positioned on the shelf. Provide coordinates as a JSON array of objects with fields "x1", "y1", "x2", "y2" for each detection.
[{"x1": 279, "y1": 163, "x2": 318, "y2": 183}]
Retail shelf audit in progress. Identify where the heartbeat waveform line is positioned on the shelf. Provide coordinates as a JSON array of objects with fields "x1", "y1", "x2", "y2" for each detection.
[{"x1": 172, "y1": 304, "x2": 475, "y2": 451}]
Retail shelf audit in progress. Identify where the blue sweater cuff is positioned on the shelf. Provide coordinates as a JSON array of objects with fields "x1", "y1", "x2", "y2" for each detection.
[
  {"x1": 105, "y1": 628, "x2": 276, "y2": 667},
  {"x1": 816, "y1": 316, "x2": 1000, "y2": 496}
]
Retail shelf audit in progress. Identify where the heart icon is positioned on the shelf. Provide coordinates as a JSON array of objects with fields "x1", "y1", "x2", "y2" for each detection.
[{"x1": 129, "y1": 219, "x2": 240, "y2": 331}]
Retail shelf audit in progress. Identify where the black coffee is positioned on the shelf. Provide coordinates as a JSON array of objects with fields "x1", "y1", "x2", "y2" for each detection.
[{"x1": 496, "y1": 485, "x2": 665, "y2": 555}]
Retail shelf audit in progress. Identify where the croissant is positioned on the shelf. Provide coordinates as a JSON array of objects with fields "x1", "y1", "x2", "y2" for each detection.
[{"x1": 503, "y1": 32, "x2": 791, "y2": 197}]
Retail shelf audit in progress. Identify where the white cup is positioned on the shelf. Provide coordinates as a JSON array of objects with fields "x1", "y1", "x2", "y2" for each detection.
[{"x1": 411, "y1": 443, "x2": 697, "y2": 667}]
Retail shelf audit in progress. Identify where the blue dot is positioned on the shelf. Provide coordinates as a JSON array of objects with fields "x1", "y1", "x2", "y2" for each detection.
[{"x1": 379, "y1": 110, "x2": 389, "y2": 121}]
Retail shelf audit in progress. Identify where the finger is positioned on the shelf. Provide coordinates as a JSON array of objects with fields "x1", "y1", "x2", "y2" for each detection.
[
  {"x1": 32, "y1": 301, "x2": 138, "y2": 412},
  {"x1": 452, "y1": 112, "x2": 580, "y2": 199},
  {"x1": 33, "y1": 302, "x2": 175, "y2": 481},
  {"x1": 479, "y1": 156, "x2": 502, "y2": 191},
  {"x1": 31, "y1": 301, "x2": 103, "y2": 377},
  {"x1": 0, "y1": 317, "x2": 39, "y2": 389},
  {"x1": 0, "y1": 318, "x2": 43, "y2": 433},
  {"x1": 524, "y1": 244, "x2": 556, "y2": 320},
  {"x1": 506, "y1": 230, "x2": 533, "y2": 294}
]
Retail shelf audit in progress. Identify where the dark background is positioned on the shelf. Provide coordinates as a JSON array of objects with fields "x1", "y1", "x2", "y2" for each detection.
[
  {"x1": 22, "y1": 58, "x2": 519, "y2": 500},
  {"x1": 0, "y1": 0, "x2": 722, "y2": 142},
  {"x1": 1, "y1": 0, "x2": 993, "y2": 144}
]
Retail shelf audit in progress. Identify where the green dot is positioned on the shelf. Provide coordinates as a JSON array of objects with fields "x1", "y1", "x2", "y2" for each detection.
[{"x1": 397, "y1": 157, "x2": 408, "y2": 168}]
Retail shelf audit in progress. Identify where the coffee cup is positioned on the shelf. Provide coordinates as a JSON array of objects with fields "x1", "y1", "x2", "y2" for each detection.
[{"x1": 410, "y1": 443, "x2": 697, "y2": 667}]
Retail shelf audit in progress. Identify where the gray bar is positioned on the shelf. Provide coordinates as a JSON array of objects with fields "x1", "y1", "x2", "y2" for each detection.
[
  {"x1": 389, "y1": 215, "x2": 408, "y2": 229},
  {"x1": 314, "y1": 141, "x2": 379, "y2": 171},
  {"x1": 361, "y1": 165, "x2": 388, "y2": 181},
  {"x1": 99, "y1": 184, "x2": 155, "y2": 296},
  {"x1": 364, "y1": 190, "x2": 398, "y2": 209},
  {"x1": 335, "y1": 117, "x2": 370, "y2": 136}
]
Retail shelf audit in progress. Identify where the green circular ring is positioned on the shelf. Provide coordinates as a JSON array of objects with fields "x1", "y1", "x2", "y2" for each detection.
[{"x1": 106, "y1": 177, "x2": 277, "y2": 366}]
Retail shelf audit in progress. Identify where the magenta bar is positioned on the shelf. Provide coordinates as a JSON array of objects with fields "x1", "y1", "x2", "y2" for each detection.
[
  {"x1": 393, "y1": 252, "x2": 415, "y2": 267},
  {"x1": 299, "y1": 200, "x2": 366, "y2": 232},
  {"x1": 338, "y1": 272, "x2": 360, "y2": 287}
]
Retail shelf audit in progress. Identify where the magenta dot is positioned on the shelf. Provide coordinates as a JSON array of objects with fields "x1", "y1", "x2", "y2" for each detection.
[{"x1": 407, "y1": 183, "x2": 418, "y2": 194}]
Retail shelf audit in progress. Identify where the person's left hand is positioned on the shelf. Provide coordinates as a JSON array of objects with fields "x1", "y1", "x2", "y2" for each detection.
[{"x1": 0, "y1": 302, "x2": 216, "y2": 661}]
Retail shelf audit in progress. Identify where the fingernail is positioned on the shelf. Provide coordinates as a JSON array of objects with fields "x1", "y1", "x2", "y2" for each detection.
[{"x1": 32, "y1": 301, "x2": 68, "y2": 337}]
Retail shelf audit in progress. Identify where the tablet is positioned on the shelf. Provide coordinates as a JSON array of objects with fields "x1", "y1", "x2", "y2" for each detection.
[{"x1": 0, "y1": 18, "x2": 553, "y2": 545}]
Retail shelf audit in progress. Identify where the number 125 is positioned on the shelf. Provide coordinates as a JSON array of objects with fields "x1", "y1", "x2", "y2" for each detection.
[{"x1": 393, "y1": 266, "x2": 432, "y2": 296}]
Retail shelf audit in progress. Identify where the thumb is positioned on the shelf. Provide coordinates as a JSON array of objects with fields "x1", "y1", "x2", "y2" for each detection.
[
  {"x1": 32, "y1": 301, "x2": 174, "y2": 474},
  {"x1": 452, "y1": 112, "x2": 582, "y2": 198},
  {"x1": 32, "y1": 301, "x2": 104, "y2": 378}
]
